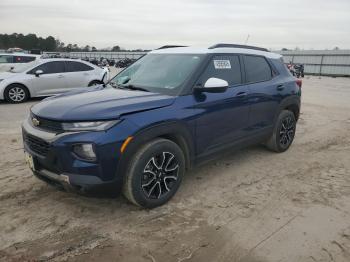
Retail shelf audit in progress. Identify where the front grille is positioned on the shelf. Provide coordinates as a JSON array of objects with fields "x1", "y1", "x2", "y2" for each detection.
[
  {"x1": 31, "y1": 114, "x2": 63, "y2": 132},
  {"x1": 24, "y1": 132, "x2": 50, "y2": 156}
]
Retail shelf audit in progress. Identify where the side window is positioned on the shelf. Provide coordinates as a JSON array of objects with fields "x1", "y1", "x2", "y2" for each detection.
[
  {"x1": 244, "y1": 55, "x2": 272, "y2": 83},
  {"x1": 30, "y1": 61, "x2": 65, "y2": 74},
  {"x1": 0, "y1": 55, "x2": 14, "y2": 63},
  {"x1": 14, "y1": 56, "x2": 36, "y2": 63},
  {"x1": 65, "y1": 61, "x2": 93, "y2": 72},
  {"x1": 198, "y1": 55, "x2": 242, "y2": 86}
]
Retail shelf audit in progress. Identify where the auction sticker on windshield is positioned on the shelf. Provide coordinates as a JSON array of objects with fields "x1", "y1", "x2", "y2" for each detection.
[{"x1": 214, "y1": 60, "x2": 231, "y2": 69}]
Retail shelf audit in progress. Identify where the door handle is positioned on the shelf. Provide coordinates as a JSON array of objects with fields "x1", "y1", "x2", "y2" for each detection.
[
  {"x1": 57, "y1": 75, "x2": 64, "y2": 78},
  {"x1": 236, "y1": 91, "x2": 247, "y2": 98},
  {"x1": 276, "y1": 84, "x2": 284, "y2": 91}
]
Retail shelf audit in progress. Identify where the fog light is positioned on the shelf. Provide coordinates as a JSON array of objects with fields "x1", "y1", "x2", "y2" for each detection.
[{"x1": 73, "y1": 143, "x2": 96, "y2": 161}]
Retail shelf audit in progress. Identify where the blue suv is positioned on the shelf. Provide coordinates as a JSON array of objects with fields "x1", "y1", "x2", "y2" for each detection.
[{"x1": 22, "y1": 44, "x2": 301, "y2": 208}]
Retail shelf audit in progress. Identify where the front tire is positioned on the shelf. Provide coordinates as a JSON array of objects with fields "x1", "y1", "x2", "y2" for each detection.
[
  {"x1": 123, "y1": 138, "x2": 185, "y2": 208},
  {"x1": 266, "y1": 110, "x2": 296, "y2": 152},
  {"x1": 4, "y1": 84, "x2": 29, "y2": 103}
]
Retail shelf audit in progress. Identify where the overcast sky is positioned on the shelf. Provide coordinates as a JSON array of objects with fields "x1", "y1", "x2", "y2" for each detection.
[{"x1": 1, "y1": 0, "x2": 349, "y2": 50}]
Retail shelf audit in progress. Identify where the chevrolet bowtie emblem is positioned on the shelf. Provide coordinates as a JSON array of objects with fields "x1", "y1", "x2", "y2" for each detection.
[{"x1": 32, "y1": 118, "x2": 40, "y2": 126}]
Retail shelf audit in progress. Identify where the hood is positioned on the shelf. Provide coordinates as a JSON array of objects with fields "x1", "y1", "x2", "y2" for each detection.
[
  {"x1": 0, "y1": 72, "x2": 18, "y2": 79},
  {"x1": 31, "y1": 87, "x2": 176, "y2": 121}
]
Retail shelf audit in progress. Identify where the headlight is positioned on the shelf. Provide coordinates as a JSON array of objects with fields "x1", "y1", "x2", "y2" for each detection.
[
  {"x1": 62, "y1": 120, "x2": 120, "y2": 131},
  {"x1": 73, "y1": 143, "x2": 96, "y2": 161}
]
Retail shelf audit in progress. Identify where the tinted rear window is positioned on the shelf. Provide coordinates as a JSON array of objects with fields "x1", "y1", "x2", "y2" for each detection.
[
  {"x1": 14, "y1": 56, "x2": 36, "y2": 63},
  {"x1": 65, "y1": 61, "x2": 93, "y2": 72},
  {"x1": 244, "y1": 55, "x2": 272, "y2": 83}
]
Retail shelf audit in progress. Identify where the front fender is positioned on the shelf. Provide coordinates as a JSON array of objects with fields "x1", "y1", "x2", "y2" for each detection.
[{"x1": 116, "y1": 120, "x2": 195, "y2": 181}]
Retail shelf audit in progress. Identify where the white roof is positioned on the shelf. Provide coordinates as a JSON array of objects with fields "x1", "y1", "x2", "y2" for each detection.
[{"x1": 151, "y1": 46, "x2": 281, "y2": 59}]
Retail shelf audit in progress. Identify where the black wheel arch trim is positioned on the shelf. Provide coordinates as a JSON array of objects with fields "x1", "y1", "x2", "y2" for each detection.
[
  {"x1": 116, "y1": 121, "x2": 195, "y2": 182},
  {"x1": 275, "y1": 96, "x2": 300, "y2": 123}
]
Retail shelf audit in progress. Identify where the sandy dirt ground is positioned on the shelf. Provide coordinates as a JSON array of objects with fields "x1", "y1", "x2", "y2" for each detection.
[{"x1": 0, "y1": 76, "x2": 350, "y2": 262}]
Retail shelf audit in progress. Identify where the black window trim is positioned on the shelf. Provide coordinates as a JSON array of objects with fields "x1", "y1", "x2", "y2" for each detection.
[
  {"x1": 241, "y1": 54, "x2": 275, "y2": 85},
  {"x1": 27, "y1": 61, "x2": 66, "y2": 75}
]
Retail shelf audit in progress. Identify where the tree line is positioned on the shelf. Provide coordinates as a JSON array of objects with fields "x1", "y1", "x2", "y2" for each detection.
[{"x1": 0, "y1": 33, "x2": 146, "y2": 52}]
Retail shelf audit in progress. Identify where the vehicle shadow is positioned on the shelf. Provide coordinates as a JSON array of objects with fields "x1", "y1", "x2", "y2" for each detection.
[{"x1": 52, "y1": 143, "x2": 271, "y2": 208}]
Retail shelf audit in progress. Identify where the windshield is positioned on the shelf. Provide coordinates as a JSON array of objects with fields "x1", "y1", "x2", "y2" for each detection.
[
  {"x1": 10, "y1": 60, "x2": 41, "y2": 73},
  {"x1": 109, "y1": 53, "x2": 204, "y2": 95}
]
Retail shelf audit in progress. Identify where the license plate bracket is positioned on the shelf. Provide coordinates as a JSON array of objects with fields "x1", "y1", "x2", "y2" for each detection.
[{"x1": 24, "y1": 152, "x2": 36, "y2": 171}]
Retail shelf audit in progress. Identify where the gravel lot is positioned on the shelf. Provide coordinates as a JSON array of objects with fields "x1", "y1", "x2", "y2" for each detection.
[{"x1": 0, "y1": 76, "x2": 350, "y2": 262}]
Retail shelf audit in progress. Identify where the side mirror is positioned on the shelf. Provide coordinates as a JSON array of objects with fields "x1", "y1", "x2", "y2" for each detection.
[
  {"x1": 194, "y1": 78, "x2": 229, "y2": 93},
  {"x1": 35, "y1": 70, "x2": 44, "y2": 77}
]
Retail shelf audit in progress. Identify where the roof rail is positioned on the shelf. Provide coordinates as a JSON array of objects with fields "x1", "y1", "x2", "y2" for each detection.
[
  {"x1": 208, "y1": 43, "x2": 269, "y2": 52},
  {"x1": 157, "y1": 45, "x2": 188, "y2": 50}
]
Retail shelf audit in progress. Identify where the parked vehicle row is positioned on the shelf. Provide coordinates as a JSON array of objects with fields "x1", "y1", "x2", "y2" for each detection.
[
  {"x1": 287, "y1": 62, "x2": 304, "y2": 78},
  {"x1": 0, "y1": 59, "x2": 109, "y2": 103},
  {"x1": 22, "y1": 44, "x2": 301, "y2": 208},
  {"x1": 81, "y1": 57, "x2": 137, "y2": 68}
]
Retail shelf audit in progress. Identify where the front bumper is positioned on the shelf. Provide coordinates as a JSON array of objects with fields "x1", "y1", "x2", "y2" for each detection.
[
  {"x1": 0, "y1": 83, "x2": 6, "y2": 100},
  {"x1": 32, "y1": 168, "x2": 120, "y2": 195},
  {"x1": 21, "y1": 116, "x2": 135, "y2": 195}
]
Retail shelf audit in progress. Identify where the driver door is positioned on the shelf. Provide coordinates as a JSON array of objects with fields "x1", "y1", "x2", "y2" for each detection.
[
  {"x1": 194, "y1": 55, "x2": 251, "y2": 156},
  {"x1": 29, "y1": 61, "x2": 67, "y2": 96}
]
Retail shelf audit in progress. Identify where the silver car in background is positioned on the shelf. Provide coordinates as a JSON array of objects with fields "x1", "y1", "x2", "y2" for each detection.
[
  {"x1": 0, "y1": 53, "x2": 41, "y2": 72},
  {"x1": 0, "y1": 59, "x2": 109, "y2": 103}
]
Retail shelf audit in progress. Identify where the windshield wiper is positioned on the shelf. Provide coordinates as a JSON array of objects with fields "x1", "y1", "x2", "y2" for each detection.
[{"x1": 120, "y1": 84, "x2": 150, "y2": 92}]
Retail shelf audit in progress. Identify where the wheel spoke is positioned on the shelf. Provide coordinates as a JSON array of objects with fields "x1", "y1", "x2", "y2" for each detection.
[
  {"x1": 142, "y1": 176, "x2": 156, "y2": 188},
  {"x1": 163, "y1": 178, "x2": 170, "y2": 192},
  {"x1": 145, "y1": 157, "x2": 160, "y2": 171},
  {"x1": 156, "y1": 182, "x2": 162, "y2": 199},
  {"x1": 147, "y1": 181, "x2": 160, "y2": 198},
  {"x1": 164, "y1": 175, "x2": 177, "y2": 181}
]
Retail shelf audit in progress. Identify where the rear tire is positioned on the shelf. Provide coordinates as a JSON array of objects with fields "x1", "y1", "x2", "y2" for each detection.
[
  {"x1": 266, "y1": 110, "x2": 296, "y2": 153},
  {"x1": 123, "y1": 138, "x2": 185, "y2": 208},
  {"x1": 4, "y1": 84, "x2": 29, "y2": 103}
]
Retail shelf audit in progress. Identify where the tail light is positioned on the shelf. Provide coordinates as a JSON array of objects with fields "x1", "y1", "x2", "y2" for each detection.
[{"x1": 296, "y1": 79, "x2": 302, "y2": 88}]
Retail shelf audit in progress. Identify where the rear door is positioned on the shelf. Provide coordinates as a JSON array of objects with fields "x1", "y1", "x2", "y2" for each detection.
[
  {"x1": 0, "y1": 55, "x2": 14, "y2": 72},
  {"x1": 29, "y1": 61, "x2": 67, "y2": 96},
  {"x1": 243, "y1": 55, "x2": 280, "y2": 133},
  {"x1": 194, "y1": 54, "x2": 251, "y2": 156},
  {"x1": 64, "y1": 61, "x2": 95, "y2": 88}
]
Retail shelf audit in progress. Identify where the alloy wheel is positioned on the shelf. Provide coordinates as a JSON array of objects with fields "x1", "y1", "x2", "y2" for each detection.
[
  {"x1": 279, "y1": 116, "x2": 295, "y2": 148},
  {"x1": 8, "y1": 87, "x2": 26, "y2": 102},
  {"x1": 141, "y1": 152, "x2": 179, "y2": 199}
]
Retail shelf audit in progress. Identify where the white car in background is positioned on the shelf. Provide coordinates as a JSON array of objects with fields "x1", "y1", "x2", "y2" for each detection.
[
  {"x1": 0, "y1": 53, "x2": 41, "y2": 72},
  {"x1": 0, "y1": 59, "x2": 109, "y2": 103}
]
